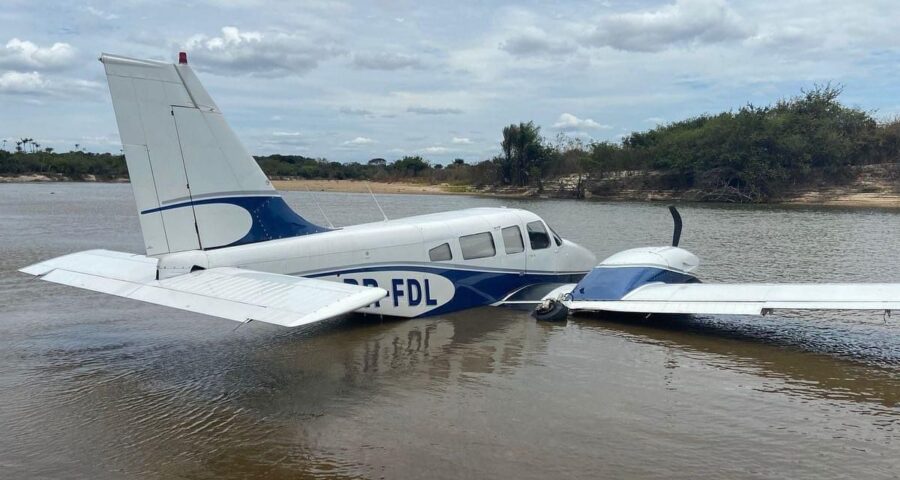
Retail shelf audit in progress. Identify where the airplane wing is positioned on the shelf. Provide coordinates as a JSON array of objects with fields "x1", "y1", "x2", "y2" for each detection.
[
  {"x1": 564, "y1": 282, "x2": 900, "y2": 316},
  {"x1": 20, "y1": 250, "x2": 388, "y2": 327}
]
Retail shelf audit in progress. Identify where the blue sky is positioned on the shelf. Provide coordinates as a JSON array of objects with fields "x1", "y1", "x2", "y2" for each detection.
[{"x1": 2, "y1": 0, "x2": 900, "y2": 164}]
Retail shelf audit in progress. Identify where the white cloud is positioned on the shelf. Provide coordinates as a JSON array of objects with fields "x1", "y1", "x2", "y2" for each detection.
[
  {"x1": 77, "y1": 134, "x2": 121, "y2": 147},
  {"x1": 182, "y1": 26, "x2": 342, "y2": 76},
  {"x1": 553, "y1": 113, "x2": 611, "y2": 131},
  {"x1": 500, "y1": 26, "x2": 573, "y2": 57},
  {"x1": 0, "y1": 70, "x2": 102, "y2": 98},
  {"x1": 451, "y1": 137, "x2": 472, "y2": 144},
  {"x1": 344, "y1": 136, "x2": 374, "y2": 145},
  {"x1": 450, "y1": 8, "x2": 583, "y2": 81},
  {"x1": 352, "y1": 52, "x2": 422, "y2": 70},
  {"x1": 585, "y1": 0, "x2": 752, "y2": 52},
  {"x1": 423, "y1": 146, "x2": 449, "y2": 153},
  {"x1": 407, "y1": 106, "x2": 463, "y2": 115},
  {"x1": 258, "y1": 130, "x2": 310, "y2": 150},
  {"x1": 339, "y1": 106, "x2": 374, "y2": 116},
  {"x1": 0, "y1": 38, "x2": 77, "y2": 70},
  {"x1": 83, "y1": 6, "x2": 118, "y2": 20},
  {"x1": 0, "y1": 71, "x2": 46, "y2": 93}
]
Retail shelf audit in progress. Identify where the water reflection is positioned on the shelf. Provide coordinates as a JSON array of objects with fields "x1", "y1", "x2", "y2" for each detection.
[
  {"x1": 4, "y1": 308, "x2": 553, "y2": 478},
  {"x1": 571, "y1": 312, "x2": 900, "y2": 408}
]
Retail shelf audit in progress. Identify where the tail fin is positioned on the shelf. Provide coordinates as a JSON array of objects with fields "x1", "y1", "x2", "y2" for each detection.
[{"x1": 100, "y1": 53, "x2": 327, "y2": 256}]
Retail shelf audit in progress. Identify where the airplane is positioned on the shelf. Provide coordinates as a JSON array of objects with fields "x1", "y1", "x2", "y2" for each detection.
[{"x1": 20, "y1": 52, "x2": 900, "y2": 328}]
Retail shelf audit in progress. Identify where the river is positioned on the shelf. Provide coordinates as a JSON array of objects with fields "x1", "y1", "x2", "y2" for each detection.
[{"x1": 1, "y1": 183, "x2": 899, "y2": 479}]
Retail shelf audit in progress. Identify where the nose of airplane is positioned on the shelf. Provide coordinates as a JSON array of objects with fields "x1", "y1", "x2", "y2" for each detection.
[{"x1": 559, "y1": 239, "x2": 597, "y2": 273}]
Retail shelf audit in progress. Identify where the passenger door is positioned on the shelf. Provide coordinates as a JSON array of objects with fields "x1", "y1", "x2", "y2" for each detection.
[{"x1": 524, "y1": 220, "x2": 556, "y2": 273}]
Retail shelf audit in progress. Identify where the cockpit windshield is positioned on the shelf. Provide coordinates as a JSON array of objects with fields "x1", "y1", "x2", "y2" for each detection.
[{"x1": 548, "y1": 225, "x2": 563, "y2": 247}]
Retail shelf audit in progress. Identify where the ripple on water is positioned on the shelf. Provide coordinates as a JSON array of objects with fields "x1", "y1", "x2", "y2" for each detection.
[{"x1": 1, "y1": 185, "x2": 900, "y2": 479}]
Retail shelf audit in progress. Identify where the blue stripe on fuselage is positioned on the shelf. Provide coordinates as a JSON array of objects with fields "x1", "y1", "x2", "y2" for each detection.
[
  {"x1": 306, "y1": 265, "x2": 587, "y2": 317},
  {"x1": 140, "y1": 195, "x2": 329, "y2": 249}
]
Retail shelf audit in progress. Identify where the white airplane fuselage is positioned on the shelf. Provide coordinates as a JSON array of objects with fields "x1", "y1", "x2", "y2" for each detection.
[{"x1": 156, "y1": 206, "x2": 596, "y2": 317}]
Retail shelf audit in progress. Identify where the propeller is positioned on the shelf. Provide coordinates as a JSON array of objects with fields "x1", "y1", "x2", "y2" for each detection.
[{"x1": 668, "y1": 205, "x2": 682, "y2": 247}]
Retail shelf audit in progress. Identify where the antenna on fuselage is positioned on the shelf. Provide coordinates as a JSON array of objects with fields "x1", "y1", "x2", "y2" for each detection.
[
  {"x1": 366, "y1": 181, "x2": 389, "y2": 221},
  {"x1": 304, "y1": 185, "x2": 335, "y2": 228}
]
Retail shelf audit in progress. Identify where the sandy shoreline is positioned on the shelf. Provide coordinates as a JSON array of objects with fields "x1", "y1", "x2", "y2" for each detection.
[
  {"x1": 783, "y1": 191, "x2": 900, "y2": 208},
  {"x1": 0, "y1": 175, "x2": 469, "y2": 195},
  {"x1": 271, "y1": 179, "x2": 468, "y2": 195}
]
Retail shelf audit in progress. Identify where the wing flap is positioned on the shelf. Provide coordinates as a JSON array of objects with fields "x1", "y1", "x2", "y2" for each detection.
[
  {"x1": 21, "y1": 250, "x2": 387, "y2": 327},
  {"x1": 566, "y1": 283, "x2": 900, "y2": 315}
]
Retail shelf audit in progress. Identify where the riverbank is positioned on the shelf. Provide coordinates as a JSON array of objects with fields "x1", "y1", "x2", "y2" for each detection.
[
  {"x1": 3, "y1": 169, "x2": 900, "y2": 208},
  {"x1": 581, "y1": 163, "x2": 900, "y2": 209},
  {"x1": 0, "y1": 174, "x2": 129, "y2": 183}
]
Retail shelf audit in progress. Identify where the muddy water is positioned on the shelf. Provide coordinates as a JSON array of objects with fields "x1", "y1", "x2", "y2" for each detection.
[{"x1": 1, "y1": 183, "x2": 899, "y2": 479}]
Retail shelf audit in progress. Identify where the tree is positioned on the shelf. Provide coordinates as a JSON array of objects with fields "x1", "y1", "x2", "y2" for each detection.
[
  {"x1": 368, "y1": 158, "x2": 386, "y2": 166},
  {"x1": 499, "y1": 121, "x2": 551, "y2": 187},
  {"x1": 391, "y1": 155, "x2": 430, "y2": 177}
]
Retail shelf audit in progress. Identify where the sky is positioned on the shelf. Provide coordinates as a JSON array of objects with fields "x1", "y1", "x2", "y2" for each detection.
[{"x1": 3, "y1": 0, "x2": 900, "y2": 164}]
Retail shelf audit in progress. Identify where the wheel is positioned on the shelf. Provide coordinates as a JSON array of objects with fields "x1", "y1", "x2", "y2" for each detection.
[{"x1": 532, "y1": 299, "x2": 569, "y2": 322}]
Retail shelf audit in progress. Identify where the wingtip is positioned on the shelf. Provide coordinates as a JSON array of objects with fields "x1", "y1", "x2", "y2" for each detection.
[{"x1": 19, "y1": 264, "x2": 48, "y2": 276}]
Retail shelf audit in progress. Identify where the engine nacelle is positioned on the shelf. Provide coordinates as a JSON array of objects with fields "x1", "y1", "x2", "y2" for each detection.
[
  {"x1": 569, "y1": 246, "x2": 700, "y2": 301},
  {"x1": 598, "y1": 246, "x2": 699, "y2": 273}
]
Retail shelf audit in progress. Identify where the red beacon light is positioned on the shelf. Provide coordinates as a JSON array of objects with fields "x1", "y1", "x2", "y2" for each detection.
[{"x1": 178, "y1": 51, "x2": 188, "y2": 64}]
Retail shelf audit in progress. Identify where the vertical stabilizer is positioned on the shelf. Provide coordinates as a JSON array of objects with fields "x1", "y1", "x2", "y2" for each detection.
[{"x1": 100, "y1": 53, "x2": 327, "y2": 256}]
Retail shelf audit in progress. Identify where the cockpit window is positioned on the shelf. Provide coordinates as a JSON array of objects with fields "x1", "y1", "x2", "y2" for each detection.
[
  {"x1": 501, "y1": 226, "x2": 524, "y2": 254},
  {"x1": 429, "y1": 243, "x2": 452, "y2": 261},
  {"x1": 459, "y1": 232, "x2": 496, "y2": 260},
  {"x1": 526, "y1": 221, "x2": 550, "y2": 250}
]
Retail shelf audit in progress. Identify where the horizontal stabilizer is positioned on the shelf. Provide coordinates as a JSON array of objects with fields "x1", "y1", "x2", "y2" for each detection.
[
  {"x1": 20, "y1": 250, "x2": 387, "y2": 327},
  {"x1": 565, "y1": 283, "x2": 900, "y2": 315}
]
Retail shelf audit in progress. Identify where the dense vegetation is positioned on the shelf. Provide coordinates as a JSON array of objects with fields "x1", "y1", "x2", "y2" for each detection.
[
  {"x1": 3, "y1": 85, "x2": 899, "y2": 202},
  {"x1": 0, "y1": 142, "x2": 128, "y2": 179}
]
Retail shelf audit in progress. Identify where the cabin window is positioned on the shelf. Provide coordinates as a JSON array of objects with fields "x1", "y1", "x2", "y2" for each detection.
[
  {"x1": 429, "y1": 243, "x2": 453, "y2": 261},
  {"x1": 501, "y1": 226, "x2": 524, "y2": 254},
  {"x1": 527, "y1": 221, "x2": 551, "y2": 250},
  {"x1": 459, "y1": 232, "x2": 496, "y2": 260}
]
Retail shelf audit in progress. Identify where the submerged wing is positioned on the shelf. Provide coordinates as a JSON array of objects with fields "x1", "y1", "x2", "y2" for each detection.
[
  {"x1": 20, "y1": 250, "x2": 387, "y2": 327},
  {"x1": 565, "y1": 283, "x2": 900, "y2": 315}
]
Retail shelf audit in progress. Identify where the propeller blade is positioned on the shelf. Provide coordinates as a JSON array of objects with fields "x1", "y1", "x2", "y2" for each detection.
[{"x1": 668, "y1": 205, "x2": 682, "y2": 247}]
